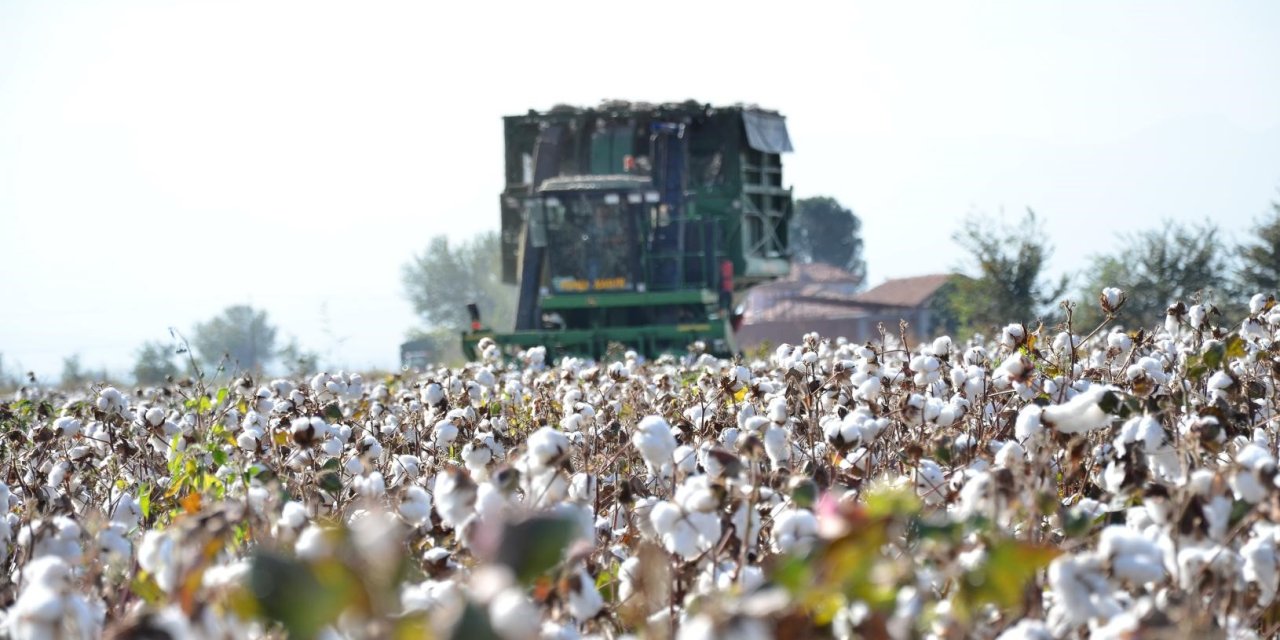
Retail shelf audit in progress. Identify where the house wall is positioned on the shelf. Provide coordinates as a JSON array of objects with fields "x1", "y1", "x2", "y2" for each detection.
[{"x1": 736, "y1": 308, "x2": 934, "y2": 353}]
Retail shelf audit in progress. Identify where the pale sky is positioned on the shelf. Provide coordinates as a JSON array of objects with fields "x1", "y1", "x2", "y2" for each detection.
[{"x1": 3, "y1": 1, "x2": 1279, "y2": 380}]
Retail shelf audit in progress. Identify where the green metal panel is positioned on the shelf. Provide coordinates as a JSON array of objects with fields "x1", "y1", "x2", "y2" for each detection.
[{"x1": 540, "y1": 289, "x2": 719, "y2": 311}]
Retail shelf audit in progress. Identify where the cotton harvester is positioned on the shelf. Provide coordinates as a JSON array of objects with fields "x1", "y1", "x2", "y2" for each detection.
[{"x1": 461, "y1": 100, "x2": 794, "y2": 360}]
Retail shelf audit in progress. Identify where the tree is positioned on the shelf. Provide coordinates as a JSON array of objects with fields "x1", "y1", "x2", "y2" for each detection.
[
  {"x1": 1075, "y1": 220, "x2": 1229, "y2": 329},
  {"x1": 402, "y1": 231, "x2": 516, "y2": 332},
  {"x1": 789, "y1": 196, "x2": 866, "y2": 283},
  {"x1": 192, "y1": 305, "x2": 279, "y2": 373},
  {"x1": 61, "y1": 354, "x2": 90, "y2": 388},
  {"x1": 132, "y1": 341, "x2": 180, "y2": 385},
  {"x1": 944, "y1": 209, "x2": 1068, "y2": 335},
  {"x1": 278, "y1": 338, "x2": 321, "y2": 378},
  {"x1": 0, "y1": 353, "x2": 16, "y2": 390},
  {"x1": 1238, "y1": 200, "x2": 1280, "y2": 295}
]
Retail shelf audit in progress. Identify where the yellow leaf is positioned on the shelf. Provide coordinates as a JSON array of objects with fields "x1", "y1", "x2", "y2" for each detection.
[{"x1": 180, "y1": 492, "x2": 202, "y2": 514}]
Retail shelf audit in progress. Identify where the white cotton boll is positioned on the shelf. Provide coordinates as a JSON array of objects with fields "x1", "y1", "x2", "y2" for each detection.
[
  {"x1": 343, "y1": 455, "x2": 363, "y2": 476},
  {"x1": 935, "y1": 400, "x2": 964, "y2": 428},
  {"x1": 433, "y1": 419, "x2": 459, "y2": 450},
  {"x1": 1251, "y1": 293, "x2": 1269, "y2": 315},
  {"x1": 767, "y1": 397, "x2": 788, "y2": 423},
  {"x1": 355, "y1": 472, "x2": 387, "y2": 500},
  {"x1": 1052, "y1": 332, "x2": 1080, "y2": 356},
  {"x1": 138, "y1": 530, "x2": 179, "y2": 593},
  {"x1": 996, "y1": 352, "x2": 1030, "y2": 382},
  {"x1": 852, "y1": 375, "x2": 882, "y2": 403},
  {"x1": 421, "y1": 382, "x2": 445, "y2": 407},
  {"x1": 1238, "y1": 443, "x2": 1276, "y2": 471},
  {"x1": 461, "y1": 441, "x2": 493, "y2": 477},
  {"x1": 144, "y1": 407, "x2": 166, "y2": 427},
  {"x1": 675, "y1": 475, "x2": 719, "y2": 513},
  {"x1": 53, "y1": 417, "x2": 81, "y2": 438},
  {"x1": 955, "y1": 472, "x2": 994, "y2": 521},
  {"x1": 8, "y1": 555, "x2": 100, "y2": 640},
  {"x1": 1000, "y1": 324, "x2": 1026, "y2": 348},
  {"x1": 633, "y1": 416, "x2": 678, "y2": 473},
  {"x1": 1188, "y1": 304, "x2": 1207, "y2": 328},
  {"x1": 915, "y1": 459, "x2": 946, "y2": 505},
  {"x1": 720, "y1": 426, "x2": 741, "y2": 449},
  {"x1": 489, "y1": 588, "x2": 539, "y2": 640},
  {"x1": 112, "y1": 494, "x2": 141, "y2": 529},
  {"x1": 399, "y1": 487, "x2": 433, "y2": 526},
  {"x1": 932, "y1": 336, "x2": 953, "y2": 358},
  {"x1": 320, "y1": 437, "x2": 343, "y2": 457},
  {"x1": 296, "y1": 525, "x2": 333, "y2": 560},
  {"x1": 1098, "y1": 526, "x2": 1165, "y2": 584},
  {"x1": 237, "y1": 431, "x2": 260, "y2": 452},
  {"x1": 742, "y1": 415, "x2": 771, "y2": 434},
  {"x1": 1013, "y1": 406, "x2": 1043, "y2": 443},
  {"x1": 281, "y1": 501, "x2": 308, "y2": 529},
  {"x1": 568, "y1": 473, "x2": 596, "y2": 505},
  {"x1": 673, "y1": 445, "x2": 698, "y2": 477},
  {"x1": 1101, "y1": 287, "x2": 1125, "y2": 311},
  {"x1": 248, "y1": 486, "x2": 269, "y2": 515},
  {"x1": 764, "y1": 425, "x2": 790, "y2": 467},
  {"x1": 650, "y1": 501, "x2": 718, "y2": 560},
  {"x1": 1243, "y1": 317, "x2": 1269, "y2": 342},
  {"x1": 1106, "y1": 330, "x2": 1132, "y2": 353},
  {"x1": 995, "y1": 619, "x2": 1054, "y2": 640},
  {"x1": 559, "y1": 413, "x2": 584, "y2": 433},
  {"x1": 650, "y1": 500, "x2": 683, "y2": 536},
  {"x1": 772, "y1": 508, "x2": 818, "y2": 554},
  {"x1": 1207, "y1": 370, "x2": 1234, "y2": 395},
  {"x1": 390, "y1": 455, "x2": 422, "y2": 487},
  {"x1": 1041, "y1": 386, "x2": 1113, "y2": 434},
  {"x1": 98, "y1": 524, "x2": 131, "y2": 563},
  {"x1": 565, "y1": 568, "x2": 604, "y2": 621},
  {"x1": 47, "y1": 461, "x2": 70, "y2": 487},
  {"x1": 1047, "y1": 554, "x2": 1120, "y2": 626},
  {"x1": 433, "y1": 470, "x2": 477, "y2": 530},
  {"x1": 992, "y1": 440, "x2": 1025, "y2": 470},
  {"x1": 527, "y1": 426, "x2": 569, "y2": 470},
  {"x1": 1242, "y1": 529, "x2": 1279, "y2": 606}
]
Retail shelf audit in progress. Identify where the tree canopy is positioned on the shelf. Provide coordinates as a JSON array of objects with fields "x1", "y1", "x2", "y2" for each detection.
[
  {"x1": 1074, "y1": 220, "x2": 1229, "y2": 329},
  {"x1": 402, "y1": 231, "x2": 516, "y2": 332},
  {"x1": 789, "y1": 196, "x2": 866, "y2": 283},
  {"x1": 132, "y1": 341, "x2": 180, "y2": 385},
  {"x1": 192, "y1": 305, "x2": 279, "y2": 373},
  {"x1": 1238, "y1": 201, "x2": 1280, "y2": 296},
  {"x1": 944, "y1": 210, "x2": 1067, "y2": 335}
]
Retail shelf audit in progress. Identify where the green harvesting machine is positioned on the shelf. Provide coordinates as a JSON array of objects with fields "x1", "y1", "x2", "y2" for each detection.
[{"x1": 462, "y1": 100, "x2": 794, "y2": 360}]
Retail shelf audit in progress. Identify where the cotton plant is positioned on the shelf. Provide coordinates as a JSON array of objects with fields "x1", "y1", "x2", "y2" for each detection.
[{"x1": 6, "y1": 287, "x2": 1280, "y2": 637}]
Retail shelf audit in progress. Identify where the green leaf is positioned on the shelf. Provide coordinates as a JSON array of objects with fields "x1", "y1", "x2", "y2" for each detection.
[
  {"x1": 955, "y1": 539, "x2": 1058, "y2": 619},
  {"x1": 448, "y1": 602, "x2": 501, "y2": 640},
  {"x1": 496, "y1": 515, "x2": 578, "y2": 585},
  {"x1": 212, "y1": 448, "x2": 228, "y2": 467},
  {"x1": 216, "y1": 387, "x2": 229, "y2": 408},
  {"x1": 323, "y1": 402, "x2": 343, "y2": 422},
  {"x1": 131, "y1": 572, "x2": 165, "y2": 604},
  {"x1": 318, "y1": 470, "x2": 343, "y2": 494},
  {"x1": 248, "y1": 551, "x2": 362, "y2": 639},
  {"x1": 1203, "y1": 341, "x2": 1226, "y2": 370},
  {"x1": 139, "y1": 484, "x2": 152, "y2": 520},
  {"x1": 864, "y1": 485, "x2": 920, "y2": 520},
  {"x1": 1225, "y1": 334, "x2": 1247, "y2": 361}
]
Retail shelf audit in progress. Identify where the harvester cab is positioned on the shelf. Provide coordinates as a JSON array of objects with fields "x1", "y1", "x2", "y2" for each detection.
[{"x1": 462, "y1": 101, "x2": 793, "y2": 362}]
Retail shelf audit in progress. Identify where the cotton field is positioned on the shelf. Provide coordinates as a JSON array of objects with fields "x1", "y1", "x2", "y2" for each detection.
[{"x1": 4, "y1": 292, "x2": 1280, "y2": 639}]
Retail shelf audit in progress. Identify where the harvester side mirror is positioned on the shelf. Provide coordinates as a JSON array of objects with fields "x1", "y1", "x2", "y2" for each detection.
[{"x1": 467, "y1": 303, "x2": 482, "y2": 331}]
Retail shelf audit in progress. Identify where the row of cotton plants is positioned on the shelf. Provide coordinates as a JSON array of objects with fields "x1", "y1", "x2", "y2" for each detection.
[{"x1": 1, "y1": 290, "x2": 1280, "y2": 639}]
